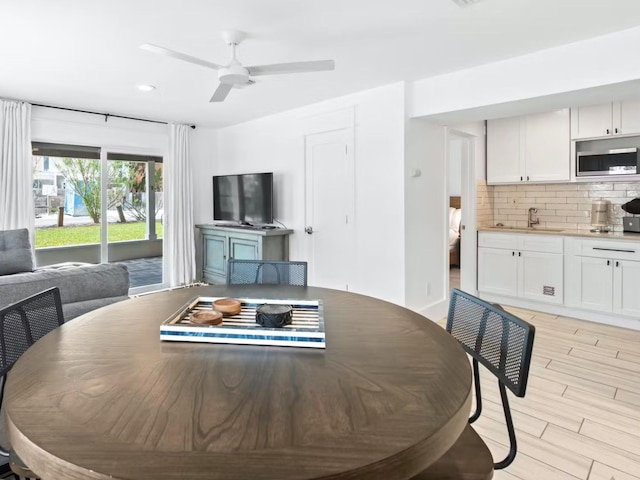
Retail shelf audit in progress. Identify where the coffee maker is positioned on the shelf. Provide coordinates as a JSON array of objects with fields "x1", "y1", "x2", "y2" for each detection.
[
  {"x1": 622, "y1": 198, "x2": 640, "y2": 233},
  {"x1": 590, "y1": 199, "x2": 610, "y2": 233}
]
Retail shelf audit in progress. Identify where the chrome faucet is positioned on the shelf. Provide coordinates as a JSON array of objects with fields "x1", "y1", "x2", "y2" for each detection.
[{"x1": 528, "y1": 207, "x2": 539, "y2": 228}]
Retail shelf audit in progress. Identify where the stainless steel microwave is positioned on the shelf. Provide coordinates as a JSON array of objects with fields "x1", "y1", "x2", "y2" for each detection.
[{"x1": 576, "y1": 147, "x2": 640, "y2": 177}]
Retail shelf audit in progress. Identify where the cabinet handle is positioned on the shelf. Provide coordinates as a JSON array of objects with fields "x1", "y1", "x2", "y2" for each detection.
[
  {"x1": 512, "y1": 251, "x2": 515, "y2": 256},
  {"x1": 607, "y1": 260, "x2": 610, "y2": 266},
  {"x1": 616, "y1": 261, "x2": 620, "y2": 267},
  {"x1": 593, "y1": 247, "x2": 636, "y2": 253},
  {"x1": 518, "y1": 252, "x2": 522, "y2": 257},
  {"x1": 520, "y1": 176, "x2": 523, "y2": 181},
  {"x1": 615, "y1": 128, "x2": 619, "y2": 134},
  {"x1": 606, "y1": 128, "x2": 611, "y2": 135},
  {"x1": 526, "y1": 176, "x2": 530, "y2": 181}
]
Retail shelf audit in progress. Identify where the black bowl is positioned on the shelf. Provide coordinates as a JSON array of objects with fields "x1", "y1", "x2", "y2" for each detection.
[{"x1": 256, "y1": 304, "x2": 293, "y2": 328}]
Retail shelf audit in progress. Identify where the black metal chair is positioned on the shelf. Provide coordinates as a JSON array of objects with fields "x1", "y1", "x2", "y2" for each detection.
[
  {"x1": 414, "y1": 288, "x2": 535, "y2": 480},
  {"x1": 226, "y1": 259, "x2": 308, "y2": 286},
  {"x1": 0, "y1": 287, "x2": 65, "y2": 480}
]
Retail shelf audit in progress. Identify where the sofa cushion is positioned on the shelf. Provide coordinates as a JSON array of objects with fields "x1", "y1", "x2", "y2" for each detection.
[
  {"x1": 0, "y1": 263, "x2": 129, "y2": 308},
  {"x1": 0, "y1": 229, "x2": 34, "y2": 275}
]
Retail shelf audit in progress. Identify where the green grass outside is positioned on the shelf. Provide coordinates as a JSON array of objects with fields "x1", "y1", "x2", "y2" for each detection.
[{"x1": 35, "y1": 221, "x2": 164, "y2": 248}]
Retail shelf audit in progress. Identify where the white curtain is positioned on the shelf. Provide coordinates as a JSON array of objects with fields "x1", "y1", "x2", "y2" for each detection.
[
  {"x1": 0, "y1": 100, "x2": 33, "y2": 232},
  {"x1": 165, "y1": 124, "x2": 196, "y2": 286}
]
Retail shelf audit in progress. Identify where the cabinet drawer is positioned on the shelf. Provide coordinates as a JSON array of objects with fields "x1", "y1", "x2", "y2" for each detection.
[
  {"x1": 578, "y1": 239, "x2": 640, "y2": 261},
  {"x1": 478, "y1": 232, "x2": 517, "y2": 250},
  {"x1": 517, "y1": 235, "x2": 563, "y2": 254}
]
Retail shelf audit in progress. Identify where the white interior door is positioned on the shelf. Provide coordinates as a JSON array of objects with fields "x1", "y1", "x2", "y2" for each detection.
[{"x1": 305, "y1": 128, "x2": 354, "y2": 290}]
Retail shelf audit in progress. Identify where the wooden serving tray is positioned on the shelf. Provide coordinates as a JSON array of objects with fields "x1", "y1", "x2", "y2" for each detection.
[{"x1": 160, "y1": 296, "x2": 325, "y2": 349}]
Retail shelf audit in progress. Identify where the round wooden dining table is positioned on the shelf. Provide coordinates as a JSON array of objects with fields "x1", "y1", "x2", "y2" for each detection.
[{"x1": 4, "y1": 285, "x2": 472, "y2": 480}]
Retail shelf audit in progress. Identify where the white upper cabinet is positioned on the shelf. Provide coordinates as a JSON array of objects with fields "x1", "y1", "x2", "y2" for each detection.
[
  {"x1": 487, "y1": 109, "x2": 570, "y2": 185},
  {"x1": 524, "y1": 109, "x2": 571, "y2": 182},
  {"x1": 618, "y1": 99, "x2": 640, "y2": 135},
  {"x1": 571, "y1": 103, "x2": 614, "y2": 139},
  {"x1": 486, "y1": 117, "x2": 523, "y2": 184},
  {"x1": 571, "y1": 100, "x2": 640, "y2": 139}
]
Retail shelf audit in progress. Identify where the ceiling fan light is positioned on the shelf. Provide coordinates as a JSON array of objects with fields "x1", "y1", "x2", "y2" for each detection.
[
  {"x1": 450, "y1": 0, "x2": 486, "y2": 7},
  {"x1": 218, "y1": 65, "x2": 249, "y2": 85},
  {"x1": 137, "y1": 84, "x2": 156, "y2": 92}
]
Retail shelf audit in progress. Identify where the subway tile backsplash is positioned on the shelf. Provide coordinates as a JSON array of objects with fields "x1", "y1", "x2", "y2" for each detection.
[
  {"x1": 489, "y1": 181, "x2": 640, "y2": 232},
  {"x1": 476, "y1": 179, "x2": 494, "y2": 227}
]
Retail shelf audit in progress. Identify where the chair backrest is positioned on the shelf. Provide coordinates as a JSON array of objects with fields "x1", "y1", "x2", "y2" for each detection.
[
  {"x1": 447, "y1": 289, "x2": 534, "y2": 397},
  {"x1": 0, "y1": 288, "x2": 63, "y2": 474},
  {"x1": 0, "y1": 287, "x2": 65, "y2": 379},
  {"x1": 446, "y1": 288, "x2": 534, "y2": 470},
  {"x1": 226, "y1": 259, "x2": 308, "y2": 286}
]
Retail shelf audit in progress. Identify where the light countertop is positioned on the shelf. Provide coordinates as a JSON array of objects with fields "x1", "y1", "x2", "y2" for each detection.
[{"x1": 478, "y1": 226, "x2": 640, "y2": 241}]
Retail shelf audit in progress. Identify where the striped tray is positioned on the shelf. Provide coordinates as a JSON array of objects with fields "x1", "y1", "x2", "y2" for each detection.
[{"x1": 160, "y1": 297, "x2": 325, "y2": 349}]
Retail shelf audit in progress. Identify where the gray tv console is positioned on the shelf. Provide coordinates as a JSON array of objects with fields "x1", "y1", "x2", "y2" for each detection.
[{"x1": 196, "y1": 224, "x2": 293, "y2": 284}]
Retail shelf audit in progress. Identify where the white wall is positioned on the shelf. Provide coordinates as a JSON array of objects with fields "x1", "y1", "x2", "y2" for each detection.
[
  {"x1": 450, "y1": 122, "x2": 485, "y2": 181},
  {"x1": 191, "y1": 126, "x2": 219, "y2": 225},
  {"x1": 404, "y1": 118, "x2": 447, "y2": 319},
  {"x1": 31, "y1": 107, "x2": 168, "y2": 154},
  {"x1": 410, "y1": 25, "x2": 640, "y2": 119},
  {"x1": 448, "y1": 137, "x2": 462, "y2": 196},
  {"x1": 215, "y1": 83, "x2": 406, "y2": 305}
]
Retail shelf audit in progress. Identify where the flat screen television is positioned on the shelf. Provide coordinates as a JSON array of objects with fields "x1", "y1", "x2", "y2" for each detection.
[{"x1": 213, "y1": 172, "x2": 273, "y2": 225}]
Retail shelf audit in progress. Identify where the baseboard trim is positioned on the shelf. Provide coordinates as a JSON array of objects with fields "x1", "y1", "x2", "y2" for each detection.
[
  {"x1": 478, "y1": 292, "x2": 640, "y2": 331},
  {"x1": 412, "y1": 298, "x2": 448, "y2": 322}
]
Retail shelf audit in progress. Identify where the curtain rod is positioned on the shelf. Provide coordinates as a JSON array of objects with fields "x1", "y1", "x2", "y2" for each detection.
[{"x1": 31, "y1": 103, "x2": 196, "y2": 129}]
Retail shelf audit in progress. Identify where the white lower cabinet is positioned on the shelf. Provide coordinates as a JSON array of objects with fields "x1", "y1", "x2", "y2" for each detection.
[
  {"x1": 478, "y1": 233, "x2": 563, "y2": 305},
  {"x1": 565, "y1": 256, "x2": 614, "y2": 313},
  {"x1": 565, "y1": 237, "x2": 640, "y2": 318},
  {"x1": 478, "y1": 247, "x2": 518, "y2": 297},
  {"x1": 615, "y1": 260, "x2": 640, "y2": 317},
  {"x1": 519, "y1": 250, "x2": 563, "y2": 304},
  {"x1": 479, "y1": 232, "x2": 640, "y2": 326}
]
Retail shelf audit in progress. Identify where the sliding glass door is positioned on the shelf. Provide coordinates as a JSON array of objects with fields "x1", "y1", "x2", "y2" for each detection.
[
  {"x1": 32, "y1": 142, "x2": 164, "y2": 291},
  {"x1": 105, "y1": 152, "x2": 164, "y2": 290},
  {"x1": 32, "y1": 143, "x2": 103, "y2": 263}
]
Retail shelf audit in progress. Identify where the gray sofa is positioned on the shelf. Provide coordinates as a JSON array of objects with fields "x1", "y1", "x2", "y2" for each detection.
[{"x1": 0, "y1": 228, "x2": 130, "y2": 320}]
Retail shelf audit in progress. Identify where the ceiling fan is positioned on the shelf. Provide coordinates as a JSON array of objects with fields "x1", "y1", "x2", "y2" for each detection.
[{"x1": 140, "y1": 30, "x2": 335, "y2": 103}]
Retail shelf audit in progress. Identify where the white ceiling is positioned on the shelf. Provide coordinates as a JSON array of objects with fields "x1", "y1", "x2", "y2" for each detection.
[{"x1": 3, "y1": 0, "x2": 640, "y2": 128}]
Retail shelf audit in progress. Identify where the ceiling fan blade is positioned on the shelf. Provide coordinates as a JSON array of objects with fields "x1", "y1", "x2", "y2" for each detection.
[
  {"x1": 246, "y1": 60, "x2": 334, "y2": 76},
  {"x1": 140, "y1": 43, "x2": 223, "y2": 70},
  {"x1": 210, "y1": 83, "x2": 233, "y2": 102}
]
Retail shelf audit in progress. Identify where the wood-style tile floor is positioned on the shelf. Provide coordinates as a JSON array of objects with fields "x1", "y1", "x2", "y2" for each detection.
[{"x1": 452, "y1": 305, "x2": 640, "y2": 480}]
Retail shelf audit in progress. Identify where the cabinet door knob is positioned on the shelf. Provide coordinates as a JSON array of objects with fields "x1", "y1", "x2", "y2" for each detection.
[
  {"x1": 518, "y1": 251, "x2": 522, "y2": 257},
  {"x1": 520, "y1": 176, "x2": 523, "y2": 181},
  {"x1": 607, "y1": 260, "x2": 610, "y2": 266},
  {"x1": 615, "y1": 128, "x2": 619, "y2": 134},
  {"x1": 512, "y1": 251, "x2": 515, "y2": 256},
  {"x1": 305, "y1": 226, "x2": 314, "y2": 235},
  {"x1": 606, "y1": 128, "x2": 611, "y2": 135},
  {"x1": 616, "y1": 261, "x2": 620, "y2": 267},
  {"x1": 527, "y1": 176, "x2": 530, "y2": 181}
]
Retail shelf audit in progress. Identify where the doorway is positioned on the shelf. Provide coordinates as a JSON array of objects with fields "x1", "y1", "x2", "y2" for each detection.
[
  {"x1": 304, "y1": 128, "x2": 355, "y2": 290},
  {"x1": 447, "y1": 130, "x2": 477, "y2": 295}
]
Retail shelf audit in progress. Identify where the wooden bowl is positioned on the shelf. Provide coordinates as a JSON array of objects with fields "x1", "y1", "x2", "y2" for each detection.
[
  {"x1": 213, "y1": 298, "x2": 242, "y2": 316},
  {"x1": 190, "y1": 310, "x2": 223, "y2": 325}
]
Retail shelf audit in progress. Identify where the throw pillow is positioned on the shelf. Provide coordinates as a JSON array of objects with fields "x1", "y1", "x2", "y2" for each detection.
[{"x1": 0, "y1": 228, "x2": 35, "y2": 275}]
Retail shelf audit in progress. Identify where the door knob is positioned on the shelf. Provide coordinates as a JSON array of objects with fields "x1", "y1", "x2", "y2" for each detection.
[{"x1": 305, "y1": 226, "x2": 314, "y2": 234}]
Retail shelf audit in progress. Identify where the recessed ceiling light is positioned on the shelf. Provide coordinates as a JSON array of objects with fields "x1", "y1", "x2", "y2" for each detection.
[{"x1": 137, "y1": 84, "x2": 156, "y2": 92}]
